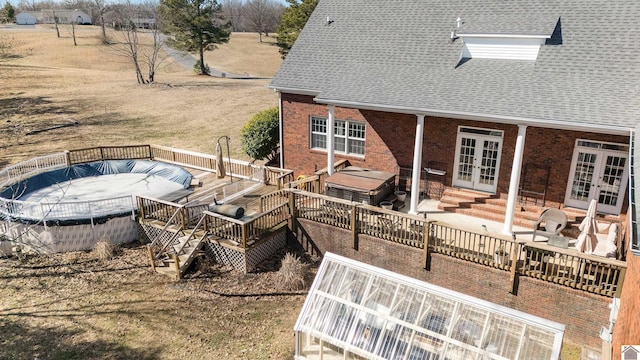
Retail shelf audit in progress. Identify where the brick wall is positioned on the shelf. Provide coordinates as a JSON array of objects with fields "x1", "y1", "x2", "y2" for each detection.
[
  {"x1": 293, "y1": 218, "x2": 611, "y2": 350},
  {"x1": 612, "y1": 235, "x2": 640, "y2": 360},
  {"x1": 281, "y1": 94, "x2": 629, "y2": 209}
]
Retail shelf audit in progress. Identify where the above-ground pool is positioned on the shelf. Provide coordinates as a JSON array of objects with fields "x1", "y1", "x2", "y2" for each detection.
[{"x1": 0, "y1": 159, "x2": 193, "y2": 225}]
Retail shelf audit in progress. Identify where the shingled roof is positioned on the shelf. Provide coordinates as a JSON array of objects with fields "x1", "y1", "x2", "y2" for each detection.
[{"x1": 270, "y1": 0, "x2": 640, "y2": 131}]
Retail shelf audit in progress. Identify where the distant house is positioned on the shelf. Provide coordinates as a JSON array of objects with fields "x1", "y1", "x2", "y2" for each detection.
[
  {"x1": 15, "y1": 12, "x2": 37, "y2": 25},
  {"x1": 25, "y1": 9, "x2": 92, "y2": 25}
]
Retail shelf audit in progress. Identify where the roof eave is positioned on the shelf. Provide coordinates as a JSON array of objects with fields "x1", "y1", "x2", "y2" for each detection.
[
  {"x1": 268, "y1": 85, "x2": 320, "y2": 96},
  {"x1": 457, "y1": 33, "x2": 551, "y2": 39},
  {"x1": 313, "y1": 97, "x2": 632, "y2": 136}
]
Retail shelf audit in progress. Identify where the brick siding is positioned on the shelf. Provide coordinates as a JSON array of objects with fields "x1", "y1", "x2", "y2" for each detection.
[
  {"x1": 293, "y1": 218, "x2": 611, "y2": 350},
  {"x1": 612, "y1": 233, "x2": 640, "y2": 360},
  {"x1": 281, "y1": 94, "x2": 629, "y2": 210}
]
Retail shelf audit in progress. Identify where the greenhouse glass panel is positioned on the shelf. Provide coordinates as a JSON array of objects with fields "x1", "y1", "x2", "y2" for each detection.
[{"x1": 294, "y1": 253, "x2": 565, "y2": 360}]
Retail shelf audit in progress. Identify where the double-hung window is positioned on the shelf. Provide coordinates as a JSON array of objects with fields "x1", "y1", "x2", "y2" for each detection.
[{"x1": 310, "y1": 116, "x2": 365, "y2": 156}]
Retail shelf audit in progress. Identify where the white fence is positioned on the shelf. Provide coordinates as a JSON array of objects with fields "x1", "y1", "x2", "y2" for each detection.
[
  {"x1": 0, "y1": 195, "x2": 137, "y2": 224},
  {"x1": 0, "y1": 152, "x2": 68, "y2": 187}
]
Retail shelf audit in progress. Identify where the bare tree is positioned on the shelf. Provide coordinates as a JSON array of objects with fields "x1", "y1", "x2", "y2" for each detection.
[
  {"x1": 94, "y1": 0, "x2": 111, "y2": 44},
  {"x1": 71, "y1": 18, "x2": 77, "y2": 46},
  {"x1": 246, "y1": 0, "x2": 269, "y2": 42},
  {"x1": 220, "y1": 0, "x2": 244, "y2": 32},
  {"x1": 51, "y1": 9, "x2": 61, "y2": 38},
  {"x1": 245, "y1": 0, "x2": 283, "y2": 42},
  {"x1": 109, "y1": 0, "x2": 166, "y2": 84}
]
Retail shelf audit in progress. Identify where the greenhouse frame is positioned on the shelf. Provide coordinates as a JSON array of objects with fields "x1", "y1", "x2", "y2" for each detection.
[{"x1": 294, "y1": 253, "x2": 565, "y2": 360}]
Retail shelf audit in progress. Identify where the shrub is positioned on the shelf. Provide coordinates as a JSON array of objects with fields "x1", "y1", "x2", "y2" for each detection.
[
  {"x1": 240, "y1": 107, "x2": 279, "y2": 162},
  {"x1": 275, "y1": 253, "x2": 307, "y2": 291},
  {"x1": 193, "y1": 60, "x2": 210, "y2": 75},
  {"x1": 93, "y1": 238, "x2": 116, "y2": 261}
]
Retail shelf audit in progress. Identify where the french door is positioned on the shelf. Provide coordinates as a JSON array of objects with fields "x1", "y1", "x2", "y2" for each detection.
[
  {"x1": 565, "y1": 140, "x2": 629, "y2": 214},
  {"x1": 452, "y1": 127, "x2": 503, "y2": 193}
]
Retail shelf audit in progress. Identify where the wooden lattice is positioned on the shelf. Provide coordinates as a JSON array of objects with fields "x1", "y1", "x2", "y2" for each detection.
[{"x1": 203, "y1": 228, "x2": 287, "y2": 273}]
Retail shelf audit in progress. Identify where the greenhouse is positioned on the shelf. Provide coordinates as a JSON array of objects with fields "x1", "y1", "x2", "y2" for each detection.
[{"x1": 294, "y1": 253, "x2": 565, "y2": 360}]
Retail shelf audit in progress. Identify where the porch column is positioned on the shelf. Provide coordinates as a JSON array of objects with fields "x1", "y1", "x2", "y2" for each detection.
[
  {"x1": 278, "y1": 92, "x2": 284, "y2": 168},
  {"x1": 502, "y1": 125, "x2": 527, "y2": 235},
  {"x1": 327, "y1": 105, "x2": 335, "y2": 176},
  {"x1": 409, "y1": 114, "x2": 425, "y2": 215}
]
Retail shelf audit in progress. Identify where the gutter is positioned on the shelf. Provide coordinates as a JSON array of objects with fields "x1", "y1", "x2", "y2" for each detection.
[
  {"x1": 268, "y1": 85, "x2": 320, "y2": 96},
  {"x1": 456, "y1": 33, "x2": 551, "y2": 39},
  {"x1": 313, "y1": 98, "x2": 632, "y2": 136},
  {"x1": 631, "y1": 127, "x2": 640, "y2": 256}
]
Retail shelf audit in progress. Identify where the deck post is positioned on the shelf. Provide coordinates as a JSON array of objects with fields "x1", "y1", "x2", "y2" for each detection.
[
  {"x1": 137, "y1": 196, "x2": 145, "y2": 220},
  {"x1": 172, "y1": 253, "x2": 181, "y2": 280},
  {"x1": 241, "y1": 223, "x2": 248, "y2": 248},
  {"x1": 423, "y1": 221, "x2": 431, "y2": 270},
  {"x1": 64, "y1": 150, "x2": 72, "y2": 166},
  {"x1": 509, "y1": 241, "x2": 521, "y2": 294},
  {"x1": 288, "y1": 191, "x2": 297, "y2": 233},
  {"x1": 179, "y1": 207, "x2": 186, "y2": 229},
  {"x1": 615, "y1": 267, "x2": 626, "y2": 298},
  {"x1": 147, "y1": 245, "x2": 156, "y2": 272},
  {"x1": 351, "y1": 204, "x2": 358, "y2": 250}
]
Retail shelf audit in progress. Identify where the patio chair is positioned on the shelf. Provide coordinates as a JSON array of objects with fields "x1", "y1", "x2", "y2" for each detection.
[{"x1": 512, "y1": 208, "x2": 568, "y2": 242}]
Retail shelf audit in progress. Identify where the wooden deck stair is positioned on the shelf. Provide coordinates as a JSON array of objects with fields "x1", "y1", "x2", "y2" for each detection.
[
  {"x1": 437, "y1": 188, "x2": 595, "y2": 230},
  {"x1": 148, "y1": 225, "x2": 209, "y2": 279}
]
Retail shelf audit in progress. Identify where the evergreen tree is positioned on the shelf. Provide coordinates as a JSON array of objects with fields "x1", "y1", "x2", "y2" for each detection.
[
  {"x1": 2, "y1": 2, "x2": 15, "y2": 23},
  {"x1": 275, "y1": 0, "x2": 317, "y2": 59},
  {"x1": 159, "y1": 0, "x2": 231, "y2": 75}
]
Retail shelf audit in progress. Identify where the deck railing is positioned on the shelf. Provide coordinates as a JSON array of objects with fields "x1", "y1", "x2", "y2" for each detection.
[
  {"x1": 284, "y1": 189, "x2": 626, "y2": 298},
  {"x1": 68, "y1": 145, "x2": 153, "y2": 164},
  {"x1": 0, "y1": 152, "x2": 68, "y2": 187},
  {"x1": 287, "y1": 175, "x2": 321, "y2": 193},
  {"x1": 259, "y1": 189, "x2": 289, "y2": 213},
  {"x1": 137, "y1": 196, "x2": 207, "y2": 229},
  {"x1": 2, "y1": 145, "x2": 296, "y2": 191},
  {"x1": 149, "y1": 144, "x2": 294, "y2": 188},
  {"x1": 202, "y1": 202, "x2": 290, "y2": 248},
  {"x1": 313, "y1": 159, "x2": 351, "y2": 191}
]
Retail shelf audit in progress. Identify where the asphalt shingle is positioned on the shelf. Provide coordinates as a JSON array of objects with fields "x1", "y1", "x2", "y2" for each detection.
[{"x1": 270, "y1": 0, "x2": 640, "y2": 129}]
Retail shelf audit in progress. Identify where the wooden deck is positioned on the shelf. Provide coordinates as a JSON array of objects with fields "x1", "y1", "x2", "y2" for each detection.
[{"x1": 180, "y1": 167, "x2": 279, "y2": 215}]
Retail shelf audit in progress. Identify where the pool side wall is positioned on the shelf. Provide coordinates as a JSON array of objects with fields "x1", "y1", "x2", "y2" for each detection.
[{"x1": 0, "y1": 217, "x2": 140, "y2": 254}]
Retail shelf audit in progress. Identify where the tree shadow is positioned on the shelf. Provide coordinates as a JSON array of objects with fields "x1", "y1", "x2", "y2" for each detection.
[
  {"x1": 0, "y1": 318, "x2": 162, "y2": 359},
  {"x1": 0, "y1": 94, "x2": 78, "y2": 118}
]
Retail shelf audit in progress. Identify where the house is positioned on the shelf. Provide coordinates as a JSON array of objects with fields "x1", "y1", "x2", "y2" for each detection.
[
  {"x1": 270, "y1": 0, "x2": 640, "y2": 359},
  {"x1": 29, "y1": 9, "x2": 92, "y2": 25},
  {"x1": 15, "y1": 12, "x2": 37, "y2": 25}
]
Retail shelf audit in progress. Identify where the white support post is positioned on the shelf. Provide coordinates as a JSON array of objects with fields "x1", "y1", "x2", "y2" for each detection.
[
  {"x1": 327, "y1": 105, "x2": 335, "y2": 176},
  {"x1": 502, "y1": 125, "x2": 527, "y2": 235},
  {"x1": 409, "y1": 115, "x2": 425, "y2": 215},
  {"x1": 278, "y1": 92, "x2": 284, "y2": 168}
]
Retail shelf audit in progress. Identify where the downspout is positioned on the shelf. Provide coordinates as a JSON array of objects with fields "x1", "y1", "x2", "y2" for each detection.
[
  {"x1": 630, "y1": 127, "x2": 639, "y2": 255},
  {"x1": 503, "y1": 125, "x2": 527, "y2": 235}
]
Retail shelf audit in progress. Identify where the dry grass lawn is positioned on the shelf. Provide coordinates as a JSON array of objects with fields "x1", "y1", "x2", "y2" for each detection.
[
  {"x1": 0, "y1": 24, "x2": 310, "y2": 360},
  {"x1": 0, "y1": 25, "x2": 282, "y2": 167}
]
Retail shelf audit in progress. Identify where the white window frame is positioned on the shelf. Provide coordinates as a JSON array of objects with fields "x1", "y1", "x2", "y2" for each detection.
[{"x1": 309, "y1": 116, "x2": 366, "y2": 157}]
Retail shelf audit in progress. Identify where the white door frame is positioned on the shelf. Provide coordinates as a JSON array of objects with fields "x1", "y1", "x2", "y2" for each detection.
[
  {"x1": 452, "y1": 126, "x2": 504, "y2": 194},
  {"x1": 565, "y1": 139, "x2": 629, "y2": 214}
]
